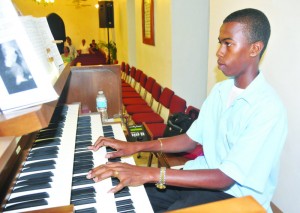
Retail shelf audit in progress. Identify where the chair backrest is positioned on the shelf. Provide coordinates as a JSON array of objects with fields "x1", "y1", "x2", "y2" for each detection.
[
  {"x1": 134, "y1": 69, "x2": 142, "y2": 82},
  {"x1": 124, "y1": 63, "x2": 131, "y2": 82},
  {"x1": 159, "y1": 87, "x2": 174, "y2": 109},
  {"x1": 137, "y1": 72, "x2": 147, "y2": 94},
  {"x1": 139, "y1": 72, "x2": 148, "y2": 88},
  {"x1": 128, "y1": 66, "x2": 136, "y2": 86},
  {"x1": 121, "y1": 61, "x2": 125, "y2": 72},
  {"x1": 185, "y1": 105, "x2": 200, "y2": 120},
  {"x1": 169, "y1": 95, "x2": 187, "y2": 114},
  {"x1": 151, "y1": 82, "x2": 162, "y2": 103},
  {"x1": 144, "y1": 77, "x2": 156, "y2": 93}
]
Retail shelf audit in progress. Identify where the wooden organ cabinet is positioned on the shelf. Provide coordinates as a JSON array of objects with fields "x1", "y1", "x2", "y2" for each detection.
[{"x1": 0, "y1": 64, "x2": 127, "y2": 212}]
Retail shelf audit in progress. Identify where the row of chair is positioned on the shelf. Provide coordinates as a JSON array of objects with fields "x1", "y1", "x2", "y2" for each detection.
[{"x1": 120, "y1": 62, "x2": 203, "y2": 168}]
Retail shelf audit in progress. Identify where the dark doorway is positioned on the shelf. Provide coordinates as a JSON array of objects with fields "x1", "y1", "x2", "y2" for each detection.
[{"x1": 47, "y1": 13, "x2": 66, "y2": 54}]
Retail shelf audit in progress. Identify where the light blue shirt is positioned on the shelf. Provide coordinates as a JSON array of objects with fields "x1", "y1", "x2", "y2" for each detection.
[{"x1": 185, "y1": 73, "x2": 288, "y2": 212}]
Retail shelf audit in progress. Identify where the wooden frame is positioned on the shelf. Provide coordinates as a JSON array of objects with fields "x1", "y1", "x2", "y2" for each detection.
[{"x1": 142, "y1": 0, "x2": 155, "y2": 45}]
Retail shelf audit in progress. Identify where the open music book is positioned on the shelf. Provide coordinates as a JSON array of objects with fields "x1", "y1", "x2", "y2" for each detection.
[{"x1": 0, "y1": 0, "x2": 62, "y2": 113}]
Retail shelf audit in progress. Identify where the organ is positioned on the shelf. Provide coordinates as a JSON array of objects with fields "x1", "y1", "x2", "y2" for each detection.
[{"x1": 0, "y1": 64, "x2": 153, "y2": 212}]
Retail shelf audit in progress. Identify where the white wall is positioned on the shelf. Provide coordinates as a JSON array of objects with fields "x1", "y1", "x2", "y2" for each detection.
[
  {"x1": 171, "y1": 0, "x2": 209, "y2": 108},
  {"x1": 208, "y1": 1, "x2": 300, "y2": 212}
]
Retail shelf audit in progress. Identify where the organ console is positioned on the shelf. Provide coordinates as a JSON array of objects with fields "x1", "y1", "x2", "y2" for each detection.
[{"x1": 0, "y1": 64, "x2": 153, "y2": 212}]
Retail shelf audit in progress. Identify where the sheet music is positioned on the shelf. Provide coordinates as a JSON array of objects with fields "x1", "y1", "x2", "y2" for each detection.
[
  {"x1": 20, "y1": 16, "x2": 60, "y2": 85},
  {"x1": 0, "y1": 0, "x2": 58, "y2": 113}
]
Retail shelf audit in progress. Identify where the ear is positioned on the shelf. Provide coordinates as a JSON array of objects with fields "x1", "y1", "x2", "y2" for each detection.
[{"x1": 250, "y1": 41, "x2": 264, "y2": 57}]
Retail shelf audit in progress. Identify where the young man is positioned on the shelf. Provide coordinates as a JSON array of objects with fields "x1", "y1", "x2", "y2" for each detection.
[{"x1": 87, "y1": 8, "x2": 287, "y2": 212}]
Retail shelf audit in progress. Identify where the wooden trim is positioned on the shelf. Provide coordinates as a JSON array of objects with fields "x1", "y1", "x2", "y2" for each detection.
[
  {"x1": 142, "y1": 0, "x2": 155, "y2": 45},
  {"x1": 0, "y1": 64, "x2": 71, "y2": 137}
]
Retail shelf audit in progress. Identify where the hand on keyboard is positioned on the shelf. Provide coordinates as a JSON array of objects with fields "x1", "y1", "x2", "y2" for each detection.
[
  {"x1": 86, "y1": 162, "x2": 158, "y2": 193},
  {"x1": 88, "y1": 136, "x2": 138, "y2": 159}
]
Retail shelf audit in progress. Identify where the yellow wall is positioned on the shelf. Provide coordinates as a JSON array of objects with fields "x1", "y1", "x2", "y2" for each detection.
[
  {"x1": 12, "y1": 0, "x2": 128, "y2": 62},
  {"x1": 133, "y1": 0, "x2": 172, "y2": 88}
]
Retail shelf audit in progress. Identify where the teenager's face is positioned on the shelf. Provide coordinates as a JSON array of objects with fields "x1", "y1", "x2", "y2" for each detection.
[{"x1": 216, "y1": 22, "x2": 253, "y2": 78}]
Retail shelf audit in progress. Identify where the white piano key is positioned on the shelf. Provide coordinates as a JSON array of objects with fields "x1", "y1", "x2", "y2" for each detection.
[{"x1": 4, "y1": 104, "x2": 80, "y2": 213}]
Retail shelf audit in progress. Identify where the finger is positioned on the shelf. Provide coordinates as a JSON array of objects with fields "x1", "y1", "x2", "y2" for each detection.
[{"x1": 108, "y1": 182, "x2": 126, "y2": 193}]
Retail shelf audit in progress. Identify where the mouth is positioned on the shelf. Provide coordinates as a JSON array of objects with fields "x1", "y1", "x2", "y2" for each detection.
[{"x1": 217, "y1": 60, "x2": 225, "y2": 69}]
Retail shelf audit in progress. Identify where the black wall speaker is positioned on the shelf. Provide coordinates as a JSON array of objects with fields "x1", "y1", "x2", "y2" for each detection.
[{"x1": 99, "y1": 1, "x2": 114, "y2": 28}]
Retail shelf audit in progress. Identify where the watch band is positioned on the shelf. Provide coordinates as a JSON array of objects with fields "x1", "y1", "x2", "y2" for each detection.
[{"x1": 155, "y1": 167, "x2": 166, "y2": 190}]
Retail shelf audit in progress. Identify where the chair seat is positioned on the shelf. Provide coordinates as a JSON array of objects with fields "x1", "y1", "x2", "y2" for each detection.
[
  {"x1": 122, "y1": 82, "x2": 131, "y2": 87},
  {"x1": 143, "y1": 123, "x2": 166, "y2": 139},
  {"x1": 132, "y1": 112, "x2": 164, "y2": 124},
  {"x1": 181, "y1": 144, "x2": 204, "y2": 159},
  {"x1": 123, "y1": 98, "x2": 148, "y2": 106},
  {"x1": 122, "y1": 87, "x2": 136, "y2": 92},
  {"x1": 126, "y1": 104, "x2": 154, "y2": 115},
  {"x1": 122, "y1": 91, "x2": 141, "y2": 98}
]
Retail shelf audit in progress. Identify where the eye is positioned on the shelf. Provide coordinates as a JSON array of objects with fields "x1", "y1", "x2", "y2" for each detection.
[{"x1": 225, "y1": 41, "x2": 232, "y2": 47}]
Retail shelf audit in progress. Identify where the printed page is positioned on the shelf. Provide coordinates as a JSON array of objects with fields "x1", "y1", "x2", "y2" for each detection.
[{"x1": 0, "y1": 0, "x2": 58, "y2": 113}]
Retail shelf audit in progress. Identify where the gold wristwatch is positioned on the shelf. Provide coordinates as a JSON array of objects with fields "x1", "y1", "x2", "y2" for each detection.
[{"x1": 155, "y1": 167, "x2": 166, "y2": 190}]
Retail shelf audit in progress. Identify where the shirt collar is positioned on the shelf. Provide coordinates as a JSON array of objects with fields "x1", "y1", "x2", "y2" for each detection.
[{"x1": 218, "y1": 72, "x2": 267, "y2": 106}]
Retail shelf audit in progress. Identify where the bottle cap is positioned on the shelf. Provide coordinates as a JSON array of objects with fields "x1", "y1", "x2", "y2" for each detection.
[{"x1": 98, "y1": 91, "x2": 103, "y2": 94}]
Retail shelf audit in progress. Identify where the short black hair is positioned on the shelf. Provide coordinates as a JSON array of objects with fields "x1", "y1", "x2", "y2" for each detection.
[{"x1": 223, "y1": 8, "x2": 271, "y2": 57}]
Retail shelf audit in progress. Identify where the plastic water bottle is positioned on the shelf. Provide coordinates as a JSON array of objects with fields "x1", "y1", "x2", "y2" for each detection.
[{"x1": 96, "y1": 91, "x2": 108, "y2": 123}]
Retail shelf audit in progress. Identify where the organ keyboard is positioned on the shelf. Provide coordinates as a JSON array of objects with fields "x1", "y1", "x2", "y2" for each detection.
[{"x1": 2, "y1": 104, "x2": 153, "y2": 213}]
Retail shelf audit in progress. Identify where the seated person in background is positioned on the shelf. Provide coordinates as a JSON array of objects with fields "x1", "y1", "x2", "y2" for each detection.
[
  {"x1": 78, "y1": 39, "x2": 89, "y2": 54},
  {"x1": 86, "y1": 8, "x2": 288, "y2": 213},
  {"x1": 65, "y1": 36, "x2": 77, "y2": 59},
  {"x1": 89, "y1": 39, "x2": 99, "y2": 54},
  {"x1": 61, "y1": 46, "x2": 73, "y2": 63}
]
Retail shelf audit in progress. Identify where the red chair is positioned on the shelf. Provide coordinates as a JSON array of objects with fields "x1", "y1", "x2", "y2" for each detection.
[
  {"x1": 131, "y1": 87, "x2": 174, "y2": 124},
  {"x1": 122, "y1": 64, "x2": 132, "y2": 87},
  {"x1": 121, "y1": 61, "x2": 126, "y2": 83},
  {"x1": 122, "y1": 81, "x2": 161, "y2": 109},
  {"x1": 148, "y1": 105, "x2": 204, "y2": 168},
  {"x1": 122, "y1": 70, "x2": 145, "y2": 98},
  {"x1": 125, "y1": 77, "x2": 156, "y2": 115},
  {"x1": 143, "y1": 94, "x2": 187, "y2": 140}
]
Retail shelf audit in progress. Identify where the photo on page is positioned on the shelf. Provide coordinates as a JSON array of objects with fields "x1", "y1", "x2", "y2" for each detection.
[{"x1": 0, "y1": 40, "x2": 37, "y2": 94}]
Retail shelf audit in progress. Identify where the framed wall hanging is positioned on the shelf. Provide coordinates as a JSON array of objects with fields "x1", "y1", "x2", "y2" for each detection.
[{"x1": 142, "y1": 0, "x2": 155, "y2": 45}]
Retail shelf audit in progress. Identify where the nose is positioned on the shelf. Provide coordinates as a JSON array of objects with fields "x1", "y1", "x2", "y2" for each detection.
[{"x1": 216, "y1": 45, "x2": 223, "y2": 58}]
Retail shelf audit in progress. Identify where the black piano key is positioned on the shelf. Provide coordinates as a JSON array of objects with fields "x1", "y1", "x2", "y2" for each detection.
[
  {"x1": 76, "y1": 128, "x2": 92, "y2": 134},
  {"x1": 12, "y1": 183, "x2": 51, "y2": 193},
  {"x1": 75, "y1": 142, "x2": 92, "y2": 149},
  {"x1": 71, "y1": 198, "x2": 96, "y2": 206},
  {"x1": 18, "y1": 171, "x2": 54, "y2": 181},
  {"x1": 27, "y1": 153, "x2": 58, "y2": 161},
  {"x1": 78, "y1": 117, "x2": 91, "y2": 123},
  {"x1": 22, "y1": 165, "x2": 55, "y2": 173},
  {"x1": 46, "y1": 122, "x2": 65, "y2": 130},
  {"x1": 6, "y1": 192, "x2": 49, "y2": 204},
  {"x1": 71, "y1": 186, "x2": 96, "y2": 196},
  {"x1": 108, "y1": 157, "x2": 121, "y2": 162},
  {"x1": 103, "y1": 125, "x2": 113, "y2": 132},
  {"x1": 117, "y1": 203, "x2": 135, "y2": 212},
  {"x1": 114, "y1": 191, "x2": 131, "y2": 198},
  {"x1": 116, "y1": 198, "x2": 133, "y2": 206},
  {"x1": 24, "y1": 159, "x2": 56, "y2": 168},
  {"x1": 4, "y1": 199, "x2": 48, "y2": 211},
  {"x1": 29, "y1": 145, "x2": 59, "y2": 154},
  {"x1": 15, "y1": 177, "x2": 52, "y2": 186},
  {"x1": 29, "y1": 149, "x2": 58, "y2": 157},
  {"x1": 74, "y1": 207, "x2": 97, "y2": 213},
  {"x1": 106, "y1": 147, "x2": 117, "y2": 152},
  {"x1": 35, "y1": 131, "x2": 62, "y2": 139},
  {"x1": 76, "y1": 135, "x2": 92, "y2": 142},
  {"x1": 72, "y1": 175, "x2": 94, "y2": 186},
  {"x1": 73, "y1": 165, "x2": 93, "y2": 174},
  {"x1": 33, "y1": 138, "x2": 61, "y2": 147}
]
